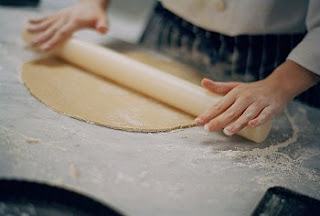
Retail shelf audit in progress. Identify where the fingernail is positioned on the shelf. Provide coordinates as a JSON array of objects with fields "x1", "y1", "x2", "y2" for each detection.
[
  {"x1": 204, "y1": 124, "x2": 210, "y2": 132},
  {"x1": 195, "y1": 117, "x2": 202, "y2": 124},
  {"x1": 100, "y1": 26, "x2": 107, "y2": 30},
  {"x1": 223, "y1": 128, "x2": 234, "y2": 136}
]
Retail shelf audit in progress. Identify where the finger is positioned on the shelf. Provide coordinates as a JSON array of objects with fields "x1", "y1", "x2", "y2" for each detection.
[
  {"x1": 27, "y1": 18, "x2": 55, "y2": 33},
  {"x1": 41, "y1": 22, "x2": 75, "y2": 51},
  {"x1": 201, "y1": 78, "x2": 240, "y2": 95},
  {"x1": 223, "y1": 103, "x2": 266, "y2": 135},
  {"x1": 29, "y1": 16, "x2": 49, "y2": 24},
  {"x1": 248, "y1": 105, "x2": 276, "y2": 127},
  {"x1": 195, "y1": 94, "x2": 236, "y2": 125},
  {"x1": 31, "y1": 18, "x2": 65, "y2": 47},
  {"x1": 204, "y1": 98, "x2": 250, "y2": 132},
  {"x1": 95, "y1": 14, "x2": 108, "y2": 34}
]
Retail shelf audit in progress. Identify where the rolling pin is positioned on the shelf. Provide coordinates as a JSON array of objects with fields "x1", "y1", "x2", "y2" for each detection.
[{"x1": 22, "y1": 29, "x2": 271, "y2": 143}]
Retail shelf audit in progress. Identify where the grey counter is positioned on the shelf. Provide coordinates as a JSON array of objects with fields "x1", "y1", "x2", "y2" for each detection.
[{"x1": 1, "y1": 1, "x2": 320, "y2": 215}]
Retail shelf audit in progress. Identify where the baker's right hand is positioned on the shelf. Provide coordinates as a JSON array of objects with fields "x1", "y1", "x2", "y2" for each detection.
[{"x1": 27, "y1": 0, "x2": 109, "y2": 51}]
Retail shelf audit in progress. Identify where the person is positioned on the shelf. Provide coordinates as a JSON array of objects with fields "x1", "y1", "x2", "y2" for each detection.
[{"x1": 27, "y1": 0, "x2": 320, "y2": 137}]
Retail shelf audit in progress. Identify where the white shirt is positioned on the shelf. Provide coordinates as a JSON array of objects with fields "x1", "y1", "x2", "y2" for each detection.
[{"x1": 161, "y1": 0, "x2": 320, "y2": 76}]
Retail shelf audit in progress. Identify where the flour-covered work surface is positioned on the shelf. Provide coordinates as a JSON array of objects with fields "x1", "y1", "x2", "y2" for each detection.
[{"x1": 1, "y1": 1, "x2": 320, "y2": 216}]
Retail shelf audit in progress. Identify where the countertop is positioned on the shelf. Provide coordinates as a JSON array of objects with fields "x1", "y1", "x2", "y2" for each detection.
[{"x1": 1, "y1": 1, "x2": 320, "y2": 215}]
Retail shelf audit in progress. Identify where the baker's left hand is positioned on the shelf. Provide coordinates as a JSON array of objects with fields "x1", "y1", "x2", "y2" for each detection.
[{"x1": 195, "y1": 78, "x2": 290, "y2": 136}]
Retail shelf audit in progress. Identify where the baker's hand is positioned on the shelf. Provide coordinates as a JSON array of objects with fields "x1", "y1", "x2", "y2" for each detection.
[
  {"x1": 195, "y1": 78, "x2": 290, "y2": 136},
  {"x1": 27, "y1": 0, "x2": 109, "y2": 51}
]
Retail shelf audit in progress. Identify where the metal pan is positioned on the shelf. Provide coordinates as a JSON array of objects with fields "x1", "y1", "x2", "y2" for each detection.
[{"x1": 0, "y1": 179, "x2": 124, "y2": 216}]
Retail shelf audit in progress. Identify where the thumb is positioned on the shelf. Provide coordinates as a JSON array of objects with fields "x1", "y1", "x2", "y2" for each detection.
[
  {"x1": 201, "y1": 78, "x2": 239, "y2": 95},
  {"x1": 95, "y1": 14, "x2": 108, "y2": 34}
]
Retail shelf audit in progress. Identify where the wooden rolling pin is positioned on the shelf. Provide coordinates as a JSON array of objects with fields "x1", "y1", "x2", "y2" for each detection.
[{"x1": 22, "y1": 29, "x2": 271, "y2": 143}]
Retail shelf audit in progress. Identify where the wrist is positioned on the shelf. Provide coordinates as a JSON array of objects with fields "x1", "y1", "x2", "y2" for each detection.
[{"x1": 265, "y1": 60, "x2": 319, "y2": 99}]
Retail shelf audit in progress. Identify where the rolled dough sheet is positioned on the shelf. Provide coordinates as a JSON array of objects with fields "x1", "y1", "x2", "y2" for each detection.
[{"x1": 22, "y1": 50, "x2": 205, "y2": 132}]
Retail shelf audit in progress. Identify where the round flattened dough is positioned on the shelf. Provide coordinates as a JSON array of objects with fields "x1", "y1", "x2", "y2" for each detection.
[{"x1": 22, "y1": 51, "x2": 204, "y2": 132}]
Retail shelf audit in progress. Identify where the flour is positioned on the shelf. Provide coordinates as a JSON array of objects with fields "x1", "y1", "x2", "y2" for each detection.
[
  {"x1": 119, "y1": 113, "x2": 144, "y2": 127},
  {"x1": 0, "y1": 125, "x2": 41, "y2": 145},
  {"x1": 70, "y1": 163, "x2": 80, "y2": 178},
  {"x1": 115, "y1": 172, "x2": 135, "y2": 184},
  {"x1": 214, "y1": 109, "x2": 320, "y2": 189},
  {"x1": 25, "y1": 136, "x2": 42, "y2": 144},
  {"x1": 0, "y1": 125, "x2": 69, "y2": 152},
  {"x1": 219, "y1": 109, "x2": 298, "y2": 160}
]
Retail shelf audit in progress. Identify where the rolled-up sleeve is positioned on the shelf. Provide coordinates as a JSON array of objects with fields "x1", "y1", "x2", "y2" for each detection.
[{"x1": 287, "y1": 0, "x2": 320, "y2": 76}]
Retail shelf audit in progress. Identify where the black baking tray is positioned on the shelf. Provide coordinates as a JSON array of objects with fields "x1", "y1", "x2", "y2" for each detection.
[
  {"x1": 252, "y1": 186, "x2": 320, "y2": 216},
  {"x1": 0, "y1": 0, "x2": 39, "y2": 6},
  {"x1": 0, "y1": 179, "x2": 124, "y2": 216}
]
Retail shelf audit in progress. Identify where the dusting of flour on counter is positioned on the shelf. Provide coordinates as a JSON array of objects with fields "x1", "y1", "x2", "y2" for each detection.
[
  {"x1": 25, "y1": 136, "x2": 42, "y2": 144},
  {"x1": 0, "y1": 125, "x2": 42, "y2": 145},
  {"x1": 215, "y1": 109, "x2": 320, "y2": 189},
  {"x1": 220, "y1": 110, "x2": 298, "y2": 159}
]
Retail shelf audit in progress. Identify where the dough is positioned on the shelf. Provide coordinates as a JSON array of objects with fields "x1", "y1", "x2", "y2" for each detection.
[{"x1": 22, "y1": 50, "x2": 205, "y2": 132}]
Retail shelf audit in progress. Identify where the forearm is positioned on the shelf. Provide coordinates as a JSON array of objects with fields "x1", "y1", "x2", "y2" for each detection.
[{"x1": 265, "y1": 60, "x2": 320, "y2": 100}]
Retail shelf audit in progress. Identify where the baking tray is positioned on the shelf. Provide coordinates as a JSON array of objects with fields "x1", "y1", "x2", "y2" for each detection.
[
  {"x1": 0, "y1": 179, "x2": 124, "y2": 216},
  {"x1": 252, "y1": 186, "x2": 320, "y2": 216}
]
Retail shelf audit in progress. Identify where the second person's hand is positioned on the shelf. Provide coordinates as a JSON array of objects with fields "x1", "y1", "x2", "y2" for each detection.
[{"x1": 27, "y1": 0, "x2": 109, "y2": 51}]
